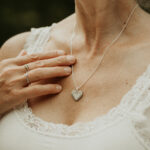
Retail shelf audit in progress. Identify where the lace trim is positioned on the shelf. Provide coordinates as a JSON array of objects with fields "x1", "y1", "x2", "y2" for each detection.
[
  {"x1": 23, "y1": 24, "x2": 56, "y2": 55},
  {"x1": 14, "y1": 24, "x2": 150, "y2": 140},
  {"x1": 15, "y1": 102, "x2": 125, "y2": 138}
]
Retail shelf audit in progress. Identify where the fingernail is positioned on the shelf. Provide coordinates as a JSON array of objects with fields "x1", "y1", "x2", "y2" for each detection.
[
  {"x1": 67, "y1": 55, "x2": 75, "y2": 62},
  {"x1": 64, "y1": 67, "x2": 71, "y2": 73},
  {"x1": 56, "y1": 85, "x2": 62, "y2": 91},
  {"x1": 57, "y1": 50, "x2": 65, "y2": 55}
]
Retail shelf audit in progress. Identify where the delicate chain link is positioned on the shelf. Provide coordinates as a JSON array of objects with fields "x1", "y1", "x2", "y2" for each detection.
[{"x1": 70, "y1": 4, "x2": 138, "y2": 91}]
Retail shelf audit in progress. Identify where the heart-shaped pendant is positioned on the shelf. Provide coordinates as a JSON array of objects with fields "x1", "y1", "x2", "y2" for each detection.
[{"x1": 71, "y1": 89, "x2": 83, "y2": 101}]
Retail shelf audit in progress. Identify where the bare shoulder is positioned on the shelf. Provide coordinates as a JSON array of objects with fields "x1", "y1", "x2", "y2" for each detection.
[
  {"x1": 43, "y1": 13, "x2": 75, "y2": 54},
  {"x1": 0, "y1": 32, "x2": 30, "y2": 61},
  {"x1": 51, "y1": 14, "x2": 75, "y2": 43},
  {"x1": 55, "y1": 13, "x2": 75, "y2": 32}
]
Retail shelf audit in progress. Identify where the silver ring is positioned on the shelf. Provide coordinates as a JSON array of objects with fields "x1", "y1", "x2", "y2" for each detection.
[
  {"x1": 24, "y1": 64, "x2": 30, "y2": 72},
  {"x1": 24, "y1": 64, "x2": 30, "y2": 85},
  {"x1": 25, "y1": 72, "x2": 31, "y2": 85}
]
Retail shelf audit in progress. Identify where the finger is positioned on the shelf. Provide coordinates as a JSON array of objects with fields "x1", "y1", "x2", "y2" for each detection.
[
  {"x1": 21, "y1": 83, "x2": 62, "y2": 99},
  {"x1": 0, "y1": 50, "x2": 28, "y2": 66},
  {"x1": 27, "y1": 55, "x2": 76, "y2": 70},
  {"x1": 21, "y1": 66, "x2": 72, "y2": 86},
  {"x1": 14, "y1": 50, "x2": 66, "y2": 65}
]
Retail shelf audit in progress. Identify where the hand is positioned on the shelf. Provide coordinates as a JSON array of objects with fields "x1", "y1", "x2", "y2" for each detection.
[{"x1": 0, "y1": 50, "x2": 76, "y2": 115}]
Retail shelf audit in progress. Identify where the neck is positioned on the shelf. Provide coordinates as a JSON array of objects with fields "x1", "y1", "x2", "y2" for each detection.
[{"x1": 74, "y1": 0, "x2": 149, "y2": 58}]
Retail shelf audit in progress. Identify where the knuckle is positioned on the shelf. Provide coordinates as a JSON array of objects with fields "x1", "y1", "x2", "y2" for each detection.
[
  {"x1": 4, "y1": 81, "x2": 14, "y2": 91},
  {"x1": 4, "y1": 76, "x2": 21, "y2": 88},
  {"x1": 34, "y1": 60, "x2": 44, "y2": 67},
  {"x1": 5, "y1": 79, "x2": 16, "y2": 87},
  {"x1": 2, "y1": 68, "x2": 12, "y2": 77},
  {"x1": 0, "y1": 60, "x2": 17, "y2": 72},
  {"x1": 1, "y1": 59, "x2": 10, "y2": 65},
  {"x1": 0, "y1": 59, "x2": 11, "y2": 69},
  {"x1": 65, "y1": 55, "x2": 70, "y2": 62},
  {"x1": 56, "y1": 56, "x2": 64, "y2": 65},
  {"x1": 0, "y1": 59, "x2": 7, "y2": 65},
  {"x1": 2, "y1": 67, "x2": 19, "y2": 76},
  {"x1": 27, "y1": 54, "x2": 39, "y2": 61},
  {"x1": 10, "y1": 67, "x2": 20, "y2": 72},
  {"x1": 10, "y1": 89, "x2": 20, "y2": 97},
  {"x1": 56, "y1": 55, "x2": 67, "y2": 65},
  {"x1": 62, "y1": 55, "x2": 68, "y2": 62}
]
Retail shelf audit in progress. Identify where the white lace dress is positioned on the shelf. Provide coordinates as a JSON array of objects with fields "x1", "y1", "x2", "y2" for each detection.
[{"x1": 0, "y1": 23, "x2": 150, "y2": 150}]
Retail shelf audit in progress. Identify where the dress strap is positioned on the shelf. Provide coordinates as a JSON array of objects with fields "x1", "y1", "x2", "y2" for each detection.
[{"x1": 23, "y1": 23, "x2": 56, "y2": 55}]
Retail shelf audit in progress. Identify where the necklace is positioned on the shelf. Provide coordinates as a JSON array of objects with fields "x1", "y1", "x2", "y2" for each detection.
[{"x1": 70, "y1": 4, "x2": 138, "y2": 101}]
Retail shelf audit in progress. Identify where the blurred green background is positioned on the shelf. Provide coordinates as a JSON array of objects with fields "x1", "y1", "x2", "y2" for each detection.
[{"x1": 0, "y1": 0, "x2": 74, "y2": 46}]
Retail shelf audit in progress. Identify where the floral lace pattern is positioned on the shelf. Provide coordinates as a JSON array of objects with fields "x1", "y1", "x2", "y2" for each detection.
[
  {"x1": 14, "y1": 24, "x2": 150, "y2": 143},
  {"x1": 15, "y1": 102, "x2": 125, "y2": 138}
]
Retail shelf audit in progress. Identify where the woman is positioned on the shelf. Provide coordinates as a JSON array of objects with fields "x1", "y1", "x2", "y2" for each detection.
[{"x1": 0, "y1": 0, "x2": 150, "y2": 149}]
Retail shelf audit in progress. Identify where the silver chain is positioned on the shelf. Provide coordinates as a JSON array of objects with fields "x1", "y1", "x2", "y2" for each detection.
[{"x1": 70, "y1": 4, "x2": 138, "y2": 91}]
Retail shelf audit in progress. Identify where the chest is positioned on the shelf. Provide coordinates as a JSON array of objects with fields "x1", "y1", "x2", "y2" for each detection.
[
  {"x1": 28, "y1": 59, "x2": 149, "y2": 126},
  {"x1": 28, "y1": 36, "x2": 150, "y2": 126}
]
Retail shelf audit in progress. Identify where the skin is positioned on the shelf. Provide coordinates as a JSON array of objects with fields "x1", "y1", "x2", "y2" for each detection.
[
  {"x1": 1, "y1": 0, "x2": 150, "y2": 126},
  {"x1": 0, "y1": 49, "x2": 76, "y2": 116}
]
